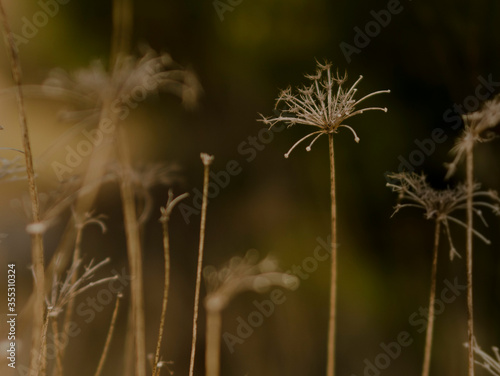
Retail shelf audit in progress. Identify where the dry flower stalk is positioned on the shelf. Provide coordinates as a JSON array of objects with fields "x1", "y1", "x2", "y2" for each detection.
[
  {"x1": 387, "y1": 171, "x2": 500, "y2": 376},
  {"x1": 189, "y1": 153, "x2": 214, "y2": 376},
  {"x1": 203, "y1": 251, "x2": 299, "y2": 376},
  {"x1": 446, "y1": 95, "x2": 500, "y2": 376},
  {"x1": 261, "y1": 60, "x2": 389, "y2": 376}
]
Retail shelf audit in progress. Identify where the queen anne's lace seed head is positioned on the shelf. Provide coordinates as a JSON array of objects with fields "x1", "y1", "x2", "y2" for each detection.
[
  {"x1": 446, "y1": 94, "x2": 500, "y2": 178},
  {"x1": 387, "y1": 172, "x2": 500, "y2": 260},
  {"x1": 260, "y1": 60, "x2": 390, "y2": 158},
  {"x1": 42, "y1": 47, "x2": 201, "y2": 124}
]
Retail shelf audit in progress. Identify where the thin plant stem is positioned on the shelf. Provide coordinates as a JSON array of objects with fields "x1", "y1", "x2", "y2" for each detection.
[
  {"x1": 153, "y1": 191, "x2": 189, "y2": 375},
  {"x1": 422, "y1": 219, "x2": 441, "y2": 376},
  {"x1": 117, "y1": 126, "x2": 146, "y2": 376},
  {"x1": 205, "y1": 309, "x2": 222, "y2": 376},
  {"x1": 56, "y1": 224, "x2": 85, "y2": 376},
  {"x1": 466, "y1": 145, "x2": 475, "y2": 376},
  {"x1": 189, "y1": 154, "x2": 213, "y2": 376},
  {"x1": 39, "y1": 312, "x2": 51, "y2": 376},
  {"x1": 152, "y1": 215, "x2": 172, "y2": 376},
  {"x1": 327, "y1": 133, "x2": 337, "y2": 376},
  {"x1": 94, "y1": 294, "x2": 123, "y2": 376},
  {"x1": 0, "y1": 4, "x2": 45, "y2": 376},
  {"x1": 50, "y1": 317, "x2": 63, "y2": 376}
]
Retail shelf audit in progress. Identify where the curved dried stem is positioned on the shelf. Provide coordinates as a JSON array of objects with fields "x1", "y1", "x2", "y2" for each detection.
[{"x1": 152, "y1": 191, "x2": 188, "y2": 376}]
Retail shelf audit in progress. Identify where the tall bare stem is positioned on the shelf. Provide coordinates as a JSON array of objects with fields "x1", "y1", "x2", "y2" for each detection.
[
  {"x1": 327, "y1": 134, "x2": 337, "y2": 376},
  {"x1": 94, "y1": 294, "x2": 122, "y2": 376},
  {"x1": 466, "y1": 145, "x2": 475, "y2": 376},
  {"x1": 205, "y1": 309, "x2": 222, "y2": 376},
  {"x1": 0, "y1": 4, "x2": 45, "y2": 376},
  {"x1": 153, "y1": 191, "x2": 189, "y2": 375},
  {"x1": 189, "y1": 153, "x2": 213, "y2": 376},
  {"x1": 422, "y1": 220, "x2": 441, "y2": 376},
  {"x1": 117, "y1": 126, "x2": 146, "y2": 376}
]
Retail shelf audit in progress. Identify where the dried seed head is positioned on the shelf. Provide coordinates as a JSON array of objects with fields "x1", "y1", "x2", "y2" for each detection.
[
  {"x1": 446, "y1": 94, "x2": 500, "y2": 178},
  {"x1": 387, "y1": 171, "x2": 500, "y2": 259},
  {"x1": 260, "y1": 60, "x2": 389, "y2": 157},
  {"x1": 200, "y1": 153, "x2": 214, "y2": 166},
  {"x1": 203, "y1": 250, "x2": 299, "y2": 312},
  {"x1": 42, "y1": 47, "x2": 201, "y2": 124}
]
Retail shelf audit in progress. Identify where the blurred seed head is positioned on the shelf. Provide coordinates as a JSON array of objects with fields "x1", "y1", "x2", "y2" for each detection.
[{"x1": 203, "y1": 250, "x2": 299, "y2": 312}]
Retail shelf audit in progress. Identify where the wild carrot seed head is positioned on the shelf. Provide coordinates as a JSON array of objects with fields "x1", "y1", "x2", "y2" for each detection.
[
  {"x1": 259, "y1": 60, "x2": 390, "y2": 158},
  {"x1": 387, "y1": 171, "x2": 500, "y2": 260}
]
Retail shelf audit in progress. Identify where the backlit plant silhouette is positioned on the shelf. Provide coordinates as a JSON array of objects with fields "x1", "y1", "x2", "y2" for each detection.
[
  {"x1": 387, "y1": 171, "x2": 500, "y2": 376},
  {"x1": 261, "y1": 60, "x2": 389, "y2": 376},
  {"x1": 446, "y1": 94, "x2": 500, "y2": 376}
]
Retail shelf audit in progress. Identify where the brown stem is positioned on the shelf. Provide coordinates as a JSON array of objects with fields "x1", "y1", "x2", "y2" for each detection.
[
  {"x1": 205, "y1": 308, "x2": 222, "y2": 376},
  {"x1": 466, "y1": 146, "x2": 475, "y2": 376},
  {"x1": 117, "y1": 127, "x2": 146, "y2": 376},
  {"x1": 422, "y1": 220, "x2": 441, "y2": 376},
  {"x1": 189, "y1": 154, "x2": 213, "y2": 376},
  {"x1": 0, "y1": 4, "x2": 45, "y2": 376},
  {"x1": 152, "y1": 210, "x2": 172, "y2": 375},
  {"x1": 94, "y1": 294, "x2": 122, "y2": 376},
  {"x1": 327, "y1": 134, "x2": 337, "y2": 376}
]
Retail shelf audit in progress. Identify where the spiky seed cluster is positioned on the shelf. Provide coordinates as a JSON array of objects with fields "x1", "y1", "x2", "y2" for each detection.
[
  {"x1": 469, "y1": 341, "x2": 500, "y2": 376},
  {"x1": 446, "y1": 94, "x2": 500, "y2": 178},
  {"x1": 260, "y1": 61, "x2": 390, "y2": 158},
  {"x1": 46, "y1": 257, "x2": 117, "y2": 318},
  {"x1": 42, "y1": 47, "x2": 201, "y2": 123},
  {"x1": 203, "y1": 250, "x2": 299, "y2": 312},
  {"x1": 387, "y1": 172, "x2": 500, "y2": 260}
]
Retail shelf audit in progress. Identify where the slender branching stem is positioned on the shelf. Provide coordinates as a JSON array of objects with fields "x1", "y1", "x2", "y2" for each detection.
[
  {"x1": 422, "y1": 219, "x2": 441, "y2": 376},
  {"x1": 189, "y1": 154, "x2": 213, "y2": 376},
  {"x1": 117, "y1": 126, "x2": 146, "y2": 376},
  {"x1": 56, "y1": 224, "x2": 85, "y2": 376},
  {"x1": 0, "y1": 4, "x2": 45, "y2": 376},
  {"x1": 466, "y1": 145, "x2": 475, "y2": 376},
  {"x1": 327, "y1": 133, "x2": 337, "y2": 376},
  {"x1": 205, "y1": 308, "x2": 222, "y2": 376},
  {"x1": 94, "y1": 294, "x2": 122, "y2": 376}
]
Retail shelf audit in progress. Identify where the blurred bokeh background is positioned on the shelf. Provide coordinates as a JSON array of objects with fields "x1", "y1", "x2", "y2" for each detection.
[{"x1": 1, "y1": 0, "x2": 500, "y2": 375}]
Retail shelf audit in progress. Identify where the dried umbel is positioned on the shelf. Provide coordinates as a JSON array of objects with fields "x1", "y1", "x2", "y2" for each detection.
[
  {"x1": 203, "y1": 250, "x2": 299, "y2": 311},
  {"x1": 468, "y1": 341, "x2": 500, "y2": 376},
  {"x1": 446, "y1": 94, "x2": 500, "y2": 179},
  {"x1": 42, "y1": 47, "x2": 201, "y2": 124},
  {"x1": 387, "y1": 171, "x2": 500, "y2": 260},
  {"x1": 45, "y1": 257, "x2": 117, "y2": 318},
  {"x1": 260, "y1": 60, "x2": 390, "y2": 158},
  {"x1": 203, "y1": 251, "x2": 299, "y2": 376}
]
